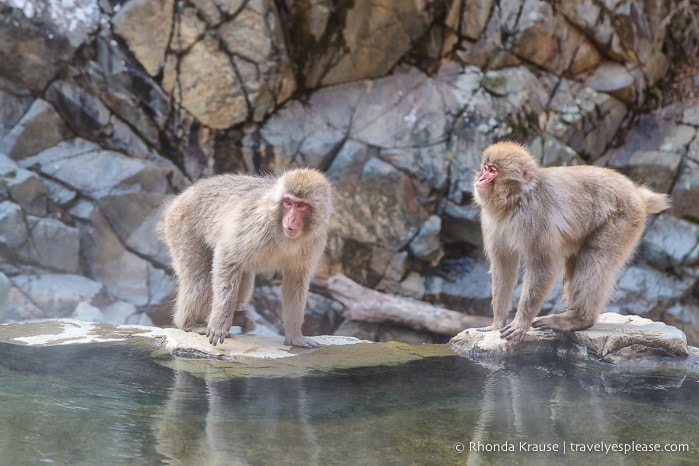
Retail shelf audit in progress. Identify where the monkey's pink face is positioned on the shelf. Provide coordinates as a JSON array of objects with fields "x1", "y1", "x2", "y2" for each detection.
[
  {"x1": 476, "y1": 162, "x2": 499, "y2": 192},
  {"x1": 282, "y1": 194, "x2": 311, "y2": 238}
]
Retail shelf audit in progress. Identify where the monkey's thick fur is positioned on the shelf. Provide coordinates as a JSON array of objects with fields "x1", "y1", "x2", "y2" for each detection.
[
  {"x1": 159, "y1": 168, "x2": 332, "y2": 348},
  {"x1": 474, "y1": 141, "x2": 670, "y2": 342}
]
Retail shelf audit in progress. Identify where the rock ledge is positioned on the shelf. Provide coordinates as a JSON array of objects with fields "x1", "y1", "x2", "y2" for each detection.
[
  {"x1": 0, "y1": 319, "x2": 453, "y2": 378},
  {"x1": 451, "y1": 313, "x2": 698, "y2": 367}
]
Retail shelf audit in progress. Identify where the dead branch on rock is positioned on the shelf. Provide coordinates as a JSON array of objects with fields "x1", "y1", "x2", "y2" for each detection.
[{"x1": 310, "y1": 274, "x2": 490, "y2": 336}]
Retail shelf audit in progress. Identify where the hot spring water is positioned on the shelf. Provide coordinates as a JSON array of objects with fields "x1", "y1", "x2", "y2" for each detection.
[{"x1": 0, "y1": 342, "x2": 695, "y2": 464}]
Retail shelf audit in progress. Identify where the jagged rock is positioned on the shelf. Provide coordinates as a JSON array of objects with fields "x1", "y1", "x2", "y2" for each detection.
[
  {"x1": 72, "y1": 301, "x2": 104, "y2": 322},
  {"x1": 408, "y1": 215, "x2": 444, "y2": 265},
  {"x1": 45, "y1": 81, "x2": 111, "y2": 143},
  {"x1": 41, "y1": 178, "x2": 77, "y2": 206},
  {"x1": 0, "y1": 99, "x2": 72, "y2": 160},
  {"x1": 2, "y1": 283, "x2": 42, "y2": 322},
  {"x1": 441, "y1": 202, "x2": 482, "y2": 247},
  {"x1": 529, "y1": 136, "x2": 585, "y2": 167},
  {"x1": 545, "y1": 80, "x2": 626, "y2": 160},
  {"x1": 10, "y1": 273, "x2": 106, "y2": 318},
  {"x1": 0, "y1": 6, "x2": 81, "y2": 91},
  {"x1": 424, "y1": 257, "x2": 493, "y2": 310},
  {"x1": 672, "y1": 159, "x2": 699, "y2": 220},
  {"x1": 97, "y1": 191, "x2": 170, "y2": 265},
  {"x1": 147, "y1": 266, "x2": 177, "y2": 308},
  {"x1": 102, "y1": 301, "x2": 138, "y2": 324},
  {"x1": 177, "y1": 34, "x2": 247, "y2": 130},
  {"x1": 21, "y1": 217, "x2": 79, "y2": 273},
  {"x1": 284, "y1": 0, "x2": 436, "y2": 88},
  {"x1": 0, "y1": 272, "x2": 9, "y2": 316},
  {"x1": 380, "y1": 144, "x2": 450, "y2": 191},
  {"x1": 112, "y1": 0, "x2": 174, "y2": 77},
  {"x1": 611, "y1": 149, "x2": 682, "y2": 193},
  {"x1": 585, "y1": 60, "x2": 637, "y2": 103},
  {"x1": 642, "y1": 214, "x2": 699, "y2": 269},
  {"x1": 3, "y1": 167, "x2": 47, "y2": 217},
  {"x1": 218, "y1": 0, "x2": 295, "y2": 121},
  {"x1": 607, "y1": 121, "x2": 693, "y2": 192},
  {"x1": 20, "y1": 139, "x2": 168, "y2": 198},
  {"x1": 125, "y1": 312, "x2": 154, "y2": 326},
  {"x1": 664, "y1": 303, "x2": 699, "y2": 346},
  {"x1": 76, "y1": 204, "x2": 153, "y2": 306},
  {"x1": 683, "y1": 105, "x2": 699, "y2": 126},
  {"x1": 374, "y1": 251, "x2": 409, "y2": 291},
  {"x1": 508, "y1": 0, "x2": 601, "y2": 75},
  {"x1": 0, "y1": 77, "x2": 33, "y2": 140},
  {"x1": 251, "y1": 284, "x2": 344, "y2": 337},
  {"x1": 451, "y1": 313, "x2": 689, "y2": 364},
  {"x1": 172, "y1": 0, "x2": 295, "y2": 129},
  {"x1": 82, "y1": 37, "x2": 170, "y2": 151},
  {"x1": 609, "y1": 265, "x2": 695, "y2": 318},
  {"x1": 572, "y1": 313, "x2": 688, "y2": 362},
  {"x1": 0, "y1": 201, "x2": 27, "y2": 255}
]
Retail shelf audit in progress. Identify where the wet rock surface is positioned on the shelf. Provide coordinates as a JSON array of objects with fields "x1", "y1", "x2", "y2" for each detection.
[
  {"x1": 4, "y1": 318, "x2": 698, "y2": 379},
  {"x1": 451, "y1": 313, "x2": 699, "y2": 370},
  {"x1": 0, "y1": 319, "x2": 453, "y2": 378}
]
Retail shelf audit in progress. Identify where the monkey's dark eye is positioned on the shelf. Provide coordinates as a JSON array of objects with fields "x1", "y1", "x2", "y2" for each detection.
[{"x1": 483, "y1": 163, "x2": 498, "y2": 174}]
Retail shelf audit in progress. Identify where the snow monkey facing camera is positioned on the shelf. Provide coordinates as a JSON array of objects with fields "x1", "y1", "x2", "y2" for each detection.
[
  {"x1": 160, "y1": 168, "x2": 332, "y2": 348},
  {"x1": 474, "y1": 141, "x2": 670, "y2": 342}
]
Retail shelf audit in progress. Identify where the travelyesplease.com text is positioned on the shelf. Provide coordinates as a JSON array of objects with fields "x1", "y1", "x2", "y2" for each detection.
[{"x1": 454, "y1": 440, "x2": 690, "y2": 455}]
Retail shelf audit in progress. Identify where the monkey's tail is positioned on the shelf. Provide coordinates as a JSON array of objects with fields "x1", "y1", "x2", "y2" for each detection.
[{"x1": 638, "y1": 187, "x2": 671, "y2": 214}]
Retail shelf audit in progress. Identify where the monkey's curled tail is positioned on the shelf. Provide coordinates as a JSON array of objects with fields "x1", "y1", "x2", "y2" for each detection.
[{"x1": 638, "y1": 187, "x2": 671, "y2": 214}]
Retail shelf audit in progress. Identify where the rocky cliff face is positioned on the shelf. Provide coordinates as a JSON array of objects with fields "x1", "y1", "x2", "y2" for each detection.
[{"x1": 0, "y1": 0, "x2": 697, "y2": 343}]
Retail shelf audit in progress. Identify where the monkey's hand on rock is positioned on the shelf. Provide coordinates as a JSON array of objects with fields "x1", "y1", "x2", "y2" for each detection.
[
  {"x1": 206, "y1": 325, "x2": 230, "y2": 346},
  {"x1": 284, "y1": 335, "x2": 321, "y2": 349},
  {"x1": 500, "y1": 321, "x2": 530, "y2": 342}
]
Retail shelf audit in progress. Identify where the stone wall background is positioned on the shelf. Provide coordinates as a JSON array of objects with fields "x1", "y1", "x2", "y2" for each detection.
[{"x1": 0, "y1": 0, "x2": 698, "y2": 343}]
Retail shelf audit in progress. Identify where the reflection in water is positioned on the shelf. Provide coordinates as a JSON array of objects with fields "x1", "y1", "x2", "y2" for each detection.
[{"x1": 0, "y1": 343, "x2": 696, "y2": 465}]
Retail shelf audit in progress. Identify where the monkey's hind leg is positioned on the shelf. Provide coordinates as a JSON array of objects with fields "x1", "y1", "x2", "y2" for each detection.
[
  {"x1": 229, "y1": 272, "x2": 256, "y2": 334},
  {"x1": 172, "y1": 244, "x2": 213, "y2": 333},
  {"x1": 232, "y1": 310, "x2": 256, "y2": 333},
  {"x1": 173, "y1": 275, "x2": 212, "y2": 332},
  {"x1": 533, "y1": 220, "x2": 643, "y2": 333}
]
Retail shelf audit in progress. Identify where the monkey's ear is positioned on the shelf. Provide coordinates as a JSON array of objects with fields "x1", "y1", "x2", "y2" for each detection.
[{"x1": 523, "y1": 168, "x2": 531, "y2": 182}]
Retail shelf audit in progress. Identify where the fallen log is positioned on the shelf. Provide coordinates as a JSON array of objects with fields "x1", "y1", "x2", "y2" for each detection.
[{"x1": 310, "y1": 274, "x2": 491, "y2": 336}]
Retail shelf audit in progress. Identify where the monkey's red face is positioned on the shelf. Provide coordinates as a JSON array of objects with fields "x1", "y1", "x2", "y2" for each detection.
[
  {"x1": 282, "y1": 194, "x2": 311, "y2": 238},
  {"x1": 476, "y1": 162, "x2": 499, "y2": 192}
]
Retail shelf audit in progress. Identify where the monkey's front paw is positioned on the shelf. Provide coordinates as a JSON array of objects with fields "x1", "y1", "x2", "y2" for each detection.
[
  {"x1": 206, "y1": 326, "x2": 230, "y2": 346},
  {"x1": 285, "y1": 335, "x2": 320, "y2": 349},
  {"x1": 500, "y1": 323, "x2": 529, "y2": 342}
]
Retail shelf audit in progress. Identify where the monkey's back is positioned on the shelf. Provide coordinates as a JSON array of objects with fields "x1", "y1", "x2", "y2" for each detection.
[
  {"x1": 162, "y1": 173, "x2": 277, "y2": 250},
  {"x1": 543, "y1": 165, "x2": 650, "y2": 212},
  {"x1": 538, "y1": 165, "x2": 653, "y2": 242}
]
